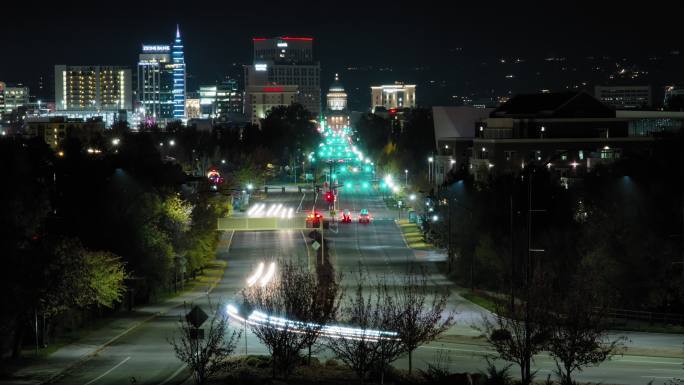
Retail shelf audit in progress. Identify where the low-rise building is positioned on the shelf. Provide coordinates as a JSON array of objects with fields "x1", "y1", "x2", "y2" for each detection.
[
  {"x1": 24, "y1": 116, "x2": 105, "y2": 150},
  {"x1": 466, "y1": 91, "x2": 684, "y2": 183},
  {"x1": 371, "y1": 82, "x2": 416, "y2": 112},
  {"x1": 432, "y1": 106, "x2": 494, "y2": 183},
  {"x1": 594, "y1": 85, "x2": 651, "y2": 109},
  {"x1": 245, "y1": 84, "x2": 298, "y2": 125}
]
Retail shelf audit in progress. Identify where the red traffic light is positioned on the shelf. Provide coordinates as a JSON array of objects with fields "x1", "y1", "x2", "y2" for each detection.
[{"x1": 325, "y1": 191, "x2": 334, "y2": 203}]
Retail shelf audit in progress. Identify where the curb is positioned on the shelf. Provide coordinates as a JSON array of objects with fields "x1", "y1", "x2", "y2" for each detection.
[{"x1": 42, "y1": 261, "x2": 228, "y2": 384}]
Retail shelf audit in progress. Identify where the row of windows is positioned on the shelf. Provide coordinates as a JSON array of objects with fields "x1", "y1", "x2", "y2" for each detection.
[{"x1": 498, "y1": 149, "x2": 619, "y2": 162}]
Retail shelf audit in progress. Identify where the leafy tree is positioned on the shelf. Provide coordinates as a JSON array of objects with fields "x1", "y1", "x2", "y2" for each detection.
[
  {"x1": 83, "y1": 250, "x2": 128, "y2": 308},
  {"x1": 168, "y1": 302, "x2": 241, "y2": 385},
  {"x1": 162, "y1": 194, "x2": 194, "y2": 234},
  {"x1": 547, "y1": 271, "x2": 626, "y2": 385},
  {"x1": 354, "y1": 113, "x2": 391, "y2": 158},
  {"x1": 481, "y1": 271, "x2": 551, "y2": 385},
  {"x1": 259, "y1": 103, "x2": 317, "y2": 164}
]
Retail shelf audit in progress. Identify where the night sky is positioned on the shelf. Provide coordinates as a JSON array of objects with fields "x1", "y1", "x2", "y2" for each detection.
[{"x1": 3, "y1": 1, "x2": 684, "y2": 109}]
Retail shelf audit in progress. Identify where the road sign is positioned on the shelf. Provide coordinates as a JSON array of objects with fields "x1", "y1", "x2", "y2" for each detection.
[
  {"x1": 311, "y1": 241, "x2": 321, "y2": 251},
  {"x1": 189, "y1": 328, "x2": 205, "y2": 340},
  {"x1": 186, "y1": 305, "x2": 208, "y2": 329}
]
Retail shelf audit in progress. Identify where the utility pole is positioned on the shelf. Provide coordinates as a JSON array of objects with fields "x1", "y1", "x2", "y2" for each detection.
[{"x1": 510, "y1": 194, "x2": 515, "y2": 311}]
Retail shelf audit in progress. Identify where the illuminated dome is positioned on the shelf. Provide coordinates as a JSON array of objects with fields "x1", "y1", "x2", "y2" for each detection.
[
  {"x1": 329, "y1": 73, "x2": 345, "y2": 92},
  {"x1": 326, "y1": 74, "x2": 347, "y2": 111}
]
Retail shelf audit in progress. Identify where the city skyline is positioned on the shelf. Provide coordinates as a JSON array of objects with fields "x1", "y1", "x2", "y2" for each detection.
[{"x1": 3, "y1": 1, "x2": 684, "y2": 109}]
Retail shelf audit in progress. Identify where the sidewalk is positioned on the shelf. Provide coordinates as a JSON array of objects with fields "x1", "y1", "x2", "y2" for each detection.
[
  {"x1": 395, "y1": 218, "x2": 447, "y2": 262},
  {"x1": 3, "y1": 258, "x2": 228, "y2": 385}
]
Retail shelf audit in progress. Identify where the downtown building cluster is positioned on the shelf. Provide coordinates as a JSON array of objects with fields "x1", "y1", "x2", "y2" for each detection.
[{"x1": 1, "y1": 27, "x2": 424, "y2": 144}]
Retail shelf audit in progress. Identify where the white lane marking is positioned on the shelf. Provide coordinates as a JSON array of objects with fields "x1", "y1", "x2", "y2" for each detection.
[
  {"x1": 618, "y1": 359, "x2": 682, "y2": 365},
  {"x1": 641, "y1": 376, "x2": 676, "y2": 379},
  {"x1": 418, "y1": 345, "x2": 492, "y2": 354},
  {"x1": 297, "y1": 192, "x2": 306, "y2": 213},
  {"x1": 83, "y1": 356, "x2": 130, "y2": 385},
  {"x1": 160, "y1": 364, "x2": 186, "y2": 385}
]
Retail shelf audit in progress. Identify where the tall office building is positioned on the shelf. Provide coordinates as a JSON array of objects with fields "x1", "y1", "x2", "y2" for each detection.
[
  {"x1": 245, "y1": 36, "x2": 320, "y2": 125},
  {"x1": 198, "y1": 79, "x2": 244, "y2": 119},
  {"x1": 54, "y1": 65, "x2": 132, "y2": 117},
  {"x1": 371, "y1": 82, "x2": 416, "y2": 112},
  {"x1": 172, "y1": 25, "x2": 186, "y2": 119},
  {"x1": 137, "y1": 44, "x2": 175, "y2": 121},
  {"x1": 0, "y1": 82, "x2": 4, "y2": 113},
  {"x1": 216, "y1": 78, "x2": 243, "y2": 116}
]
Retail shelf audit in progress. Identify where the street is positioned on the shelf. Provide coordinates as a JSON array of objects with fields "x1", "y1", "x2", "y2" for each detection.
[{"x1": 47, "y1": 190, "x2": 684, "y2": 385}]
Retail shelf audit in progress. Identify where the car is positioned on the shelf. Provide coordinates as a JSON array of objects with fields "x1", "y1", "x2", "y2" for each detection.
[
  {"x1": 358, "y1": 209, "x2": 371, "y2": 224},
  {"x1": 341, "y1": 210, "x2": 352, "y2": 223},
  {"x1": 306, "y1": 211, "x2": 323, "y2": 228}
]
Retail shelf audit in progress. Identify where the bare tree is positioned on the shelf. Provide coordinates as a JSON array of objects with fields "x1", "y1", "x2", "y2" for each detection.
[
  {"x1": 481, "y1": 271, "x2": 551, "y2": 385},
  {"x1": 392, "y1": 267, "x2": 455, "y2": 374},
  {"x1": 241, "y1": 259, "x2": 341, "y2": 378},
  {"x1": 168, "y1": 302, "x2": 241, "y2": 385},
  {"x1": 547, "y1": 272, "x2": 626, "y2": 385},
  {"x1": 303, "y1": 267, "x2": 343, "y2": 364},
  {"x1": 325, "y1": 270, "x2": 402, "y2": 384}
]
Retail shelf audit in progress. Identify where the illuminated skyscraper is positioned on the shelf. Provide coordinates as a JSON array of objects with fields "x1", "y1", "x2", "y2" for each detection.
[
  {"x1": 137, "y1": 44, "x2": 174, "y2": 120},
  {"x1": 172, "y1": 25, "x2": 186, "y2": 119}
]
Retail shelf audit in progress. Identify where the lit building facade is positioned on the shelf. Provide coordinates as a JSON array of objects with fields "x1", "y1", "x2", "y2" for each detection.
[
  {"x1": 464, "y1": 92, "x2": 684, "y2": 183},
  {"x1": 54, "y1": 65, "x2": 132, "y2": 126},
  {"x1": 371, "y1": 82, "x2": 416, "y2": 112},
  {"x1": 137, "y1": 44, "x2": 175, "y2": 121},
  {"x1": 25, "y1": 116, "x2": 105, "y2": 150},
  {"x1": 245, "y1": 36, "x2": 320, "y2": 123},
  {"x1": 0, "y1": 82, "x2": 4, "y2": 113},
  {"x1": 245, "y1": 84, "x2": 298, "y2": 124},
  {"x1": 594, "y1": 85, "x2": 651, "y2": 109},
  {"x1": 325, "y1": 74, "x2": 349, "y2": 130},
  {"x1": 172, "y1": 25, "x2": 186, "y2": 119},
  {"x1": 215, "y1": 78, "x2": 243, "y2": 116},
  {"x1": 1, "y1": 85, "x2": 30, "y2": 113},
  {"x1": 185, "y1": 96, "x2": 200, "y2": 119}
]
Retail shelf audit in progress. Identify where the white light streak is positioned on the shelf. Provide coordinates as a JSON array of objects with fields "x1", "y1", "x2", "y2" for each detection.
[
  {"x1": 226, "y1": 306, "x2": 398, "y2": 342},
  {"x1": 247, "y1": 262, "x2": 265, "y2": 286},
  {"x1": 260, "y1": 262, "x2": 276, "y2": 286}
]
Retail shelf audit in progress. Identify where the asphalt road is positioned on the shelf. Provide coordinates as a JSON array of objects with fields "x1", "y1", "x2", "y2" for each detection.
[{"x1": 49, "y1": 189, "x2": 684, "y2": 385}]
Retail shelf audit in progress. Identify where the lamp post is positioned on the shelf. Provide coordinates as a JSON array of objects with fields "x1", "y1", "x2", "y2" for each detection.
[
  {"x1": 428, "y1": 157, "x2": 434, "y2": 183},
  {"x1": 404, "y1": 169, "x2": 409, "y2": 187},
  {"x1": 451, "y1": 198, "x2": 474, "y2": 291}
]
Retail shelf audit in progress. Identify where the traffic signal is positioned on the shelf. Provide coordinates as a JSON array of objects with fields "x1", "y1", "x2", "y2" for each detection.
[{"x1": 325, "y1": 191, "x2": 334, "y2": 203}]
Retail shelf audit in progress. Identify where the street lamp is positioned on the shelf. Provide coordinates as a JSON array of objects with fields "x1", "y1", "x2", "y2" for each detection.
[
  {"x1": 111, "y1": 138, "x2": 120, "y2": 146},
  {"x1": 428, "y1": 157, "x2": 434, "y2": 183},
  {"x1": 169, "y1": 139, "x2": 175, "y2": 146},
  {"x1": 410, "y1": 194, "x2": 416, "y2": 201},
  {"x1": 246, "y1": 183, "x2": 254, "y2": 191},
  {"x1": 404, "y1": 169, "x2": 408, "y2": 187}
]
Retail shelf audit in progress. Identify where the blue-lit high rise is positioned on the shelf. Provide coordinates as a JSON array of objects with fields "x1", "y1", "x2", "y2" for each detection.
[{"x1": 172, "y1": 25, "x2": 186, "y2": 119}]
